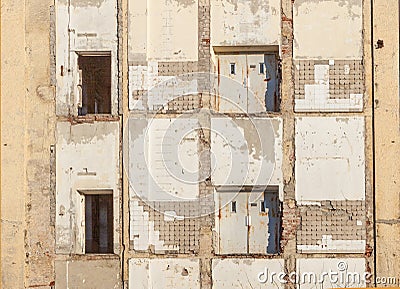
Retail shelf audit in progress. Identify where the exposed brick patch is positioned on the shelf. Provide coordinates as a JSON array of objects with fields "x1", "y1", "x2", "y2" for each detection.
[{"x1": 280, "y1": 200, "x2": 301, "y2": 251}]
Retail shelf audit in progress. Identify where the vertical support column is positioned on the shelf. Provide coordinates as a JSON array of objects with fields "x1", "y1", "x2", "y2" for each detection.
[
  {"x1": 280, "y1": 1, "x2": 299, "y2": 289},
  {"x1": 363, "y1": 0, "x2": 375, "y2": 284},
  {"x1": 373, "y1": 0, "x2": 400, "y2": 284},
  {"x1": 198, "y1": 1, "x2": 213, "y2": 289},
  {"x1": 121, "y1": 0, "x2": 130, "y2": 286}
]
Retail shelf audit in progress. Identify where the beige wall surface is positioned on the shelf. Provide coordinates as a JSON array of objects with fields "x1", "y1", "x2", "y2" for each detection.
[
  {"x1": 373, "y1": 0, "x2": 400, "y2": 284},
  {"x1": 1, "y1": 0, "x2": 56, "y2": 288},
  {"x1": 294, "y1": 0, "x2": 363, "y2": 59},
  {"x1": 1, "y1": 1, "x2": 26, "y2": 287}
]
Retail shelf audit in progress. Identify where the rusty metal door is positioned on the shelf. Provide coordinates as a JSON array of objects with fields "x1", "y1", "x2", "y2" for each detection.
[
  {"x1": 217, "y1": 55, "x2": 248, "y2": 112},
  {"x1": 217, "y1": 53, "x2": 279, "y2": 113},
  {"x1": 247, "y1": 54, "x2": 268, "y2": 113},
  {"x1": 218, "y1": 192, "x2": 248, "y2": 254},
  {"x1": 248, "y1": 193, "x2": 269, "y2": 254}
]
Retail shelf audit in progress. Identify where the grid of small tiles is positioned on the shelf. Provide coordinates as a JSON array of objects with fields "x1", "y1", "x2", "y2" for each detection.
[
  {"x1": 294, "y1": 60, "x2": 363, "y2": 100},
  {"x1": 140, "y1": 200, "x2": 200, "y2": 254},
  {"x1": 297, "y1": 200, "x2": 366, "y2": 246},
  {"x1": 328, "y1": 60, "x2": 363, "y2": 99}
]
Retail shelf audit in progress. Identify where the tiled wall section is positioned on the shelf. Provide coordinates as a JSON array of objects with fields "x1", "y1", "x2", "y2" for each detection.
[
  {"x1": 297, "y1": 200, "x2": 366, "y2": 253},
  {"x1": 129, "y1": 63, "x2": 202, "y2": 111},
  {"x1": 131, "y1": 200, "x2": 201, "y2": 254},
  {"x1": 294, "y1": 60, "x2": 363, "y2": 112},
  {"x1": 157, "y1": 61, "x2": 198, "y2": 76}
]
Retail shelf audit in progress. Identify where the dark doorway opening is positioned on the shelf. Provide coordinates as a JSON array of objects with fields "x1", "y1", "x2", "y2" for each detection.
[{"x1": 78, "y1": 54, "x2": 111, "y2": 115}]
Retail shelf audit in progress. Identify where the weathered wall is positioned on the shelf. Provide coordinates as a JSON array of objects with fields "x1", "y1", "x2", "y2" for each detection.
[
  {"x1": 373, "y1": 0, "x2": 400, "y2": 284},
  {"x1": 56, "y1": 0, "x2": 118, "y2": 115},
  {"x1": 56, "y1": 121, "x2": 120, "y2": 254},
  {"x1": 296, "y1": 258, "x2": 366, "y2": 289},
  {"x1": 1, "y1": 1, "x2": 27, "y2": 287},
  {"x1": 128, "y1": 0, "x2": 200, "y2": 111},
  {"x1": 55, "y1": 258, "x2": 121, "y2": 289},
  {"x1": 129, "y1": 258, "x2": 201, "y2": 289},
  {"x1": 211, "y1": 117, "x2": 283, "y2": 192},
  {"x1": 1, "y1": 0, "x2": 390, "y2": 287},
  {"x1": 293, "y1": 0, "x2": 364, "y2": 112},
  {"x1": 1, "y1": 1, "x2": 57, "y2": 288},
  {"x1": 212, "y1": 258, "x2": 285, "y2": 288},
  {"x1": 293, "y1": 0, "x2": 363, "y2": 59},
  {"x1": 295, "y1": 117, "x2": 365, "y2": 201},
  {"x1": 210, "y1": 0, "x2": 281, "y2": 47}
]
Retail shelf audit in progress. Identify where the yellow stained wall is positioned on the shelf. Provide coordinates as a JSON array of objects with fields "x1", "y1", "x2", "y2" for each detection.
[
  {"x1": 373, "y1": 0, "x2": 400, "y2": 284},
  {"x1": 1, "y1": 1, "x2": 26, "y2": 287},
  {"x1": 1, "y1": 1, "x2": 56, "y2": 288}
]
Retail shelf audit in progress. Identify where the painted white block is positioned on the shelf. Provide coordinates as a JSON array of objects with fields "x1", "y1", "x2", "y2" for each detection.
[
  {"x1": 296, "y1": 258, "x2": 367, "y2": 289},
  {"x1": 147, "y1": 0, "x2": 198, "y2": 61},
  {"x1": 211, "y1": 0, "x2": 281, "y2": 46},
  {"x1": 211, "y1": 117, "x2": 283, "y2": 197},
  {"x1": 56, "y1": 0, "x2": 118, "y2": 115},
  {"x1": 129, "y1": 258, "x2": 200, "y2": 289},
  {"x1": 295, "y1": 117, "x2": 365, "y2": 201},
  {"x1": 295, "y1": 64, "x2": 363, "y2": 112},
  {"x1": 212, "y1": 258, "x2": 285, "y2": 289},
  {"x1": 128, "y1": 64, "x2": 198, "y2": 111},
  {"x1": 55, "y1": 122, "x2": 120, "y2": 254},
  {"x1": 128, "y1": 117, "x2": 200, "y2": 201},
  {"x1": 294, "y1": 0, "x2": 363, "y2": 59}
]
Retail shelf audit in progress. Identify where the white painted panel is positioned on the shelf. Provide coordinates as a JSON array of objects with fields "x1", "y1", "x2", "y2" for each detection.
[
  {"x1": 296, "y1": 258, "x2": 367, "y2": 289},
  {"x1": 128, "y1": 63, "x2": 198, "y2": 111},
  {"x1": 55, "y1": 2, "x2": 71, "y2": 115},
  {"x1": 129, "y1": 258, "x2": 200, "y2": 289},
  {"x1": 128, "y1": 0, "x2": 147, "y2": 61},
  {"x1": 211, "y1": 0, "x2": 281, "y2": 46},
  {"x1": 294, "y1": 0, "x2": 362, "y2": 59},
  {"x1": 297, "y1": 237, "x2": 366, "y2": 254},
  {"x1": 56, "y1": 0, "x2": 118, "y2": 115},
  {"x1": 147, "y1": 0, "x2": 198, "y2": 61},
  {"x1": 212, "y1": 258, "x2": 285, "y2": 289},
  {"x1": 55, "y1": 122, "x2": 120, "y2": 254},
  {"x1": 295, "y1": 117, "x2": 365, "y2": 201},
  {"x1": 69, "y1": 0, "x2": 117, "y2": 46},
  {"x1": 211, "y1": 117, "x2": 280, "y2": 190},
  {"x1": 128, "y1": 117, "x2": 200, "y2": 202}
]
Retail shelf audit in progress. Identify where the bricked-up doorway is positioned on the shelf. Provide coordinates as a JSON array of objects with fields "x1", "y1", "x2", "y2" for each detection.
[
  {"x1": 78, "y1": 54, "x2": 111, "y2": 115},
  {"x1": 85, "y1": 194, "x2": 113, "y2": 253}
]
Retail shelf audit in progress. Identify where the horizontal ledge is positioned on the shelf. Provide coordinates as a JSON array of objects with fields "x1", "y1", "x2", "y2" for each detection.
[{"x1": 213, "y1": 45, "x2": 279, "y2": 54}]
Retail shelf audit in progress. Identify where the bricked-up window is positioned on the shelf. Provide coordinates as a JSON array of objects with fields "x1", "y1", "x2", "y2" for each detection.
[
  {"x1": 85, "y1": 194, "x2": 113, "y2": 253},
  {"x1": 78, "y1": 54, "x2": 111, "y2": 115}
]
